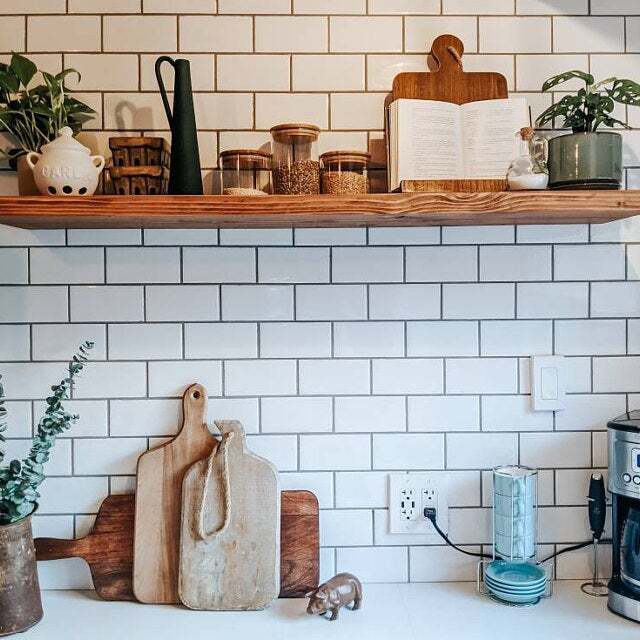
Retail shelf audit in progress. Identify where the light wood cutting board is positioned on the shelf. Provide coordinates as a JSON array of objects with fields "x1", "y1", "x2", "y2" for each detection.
[
  {"x1": 133, "y1": 383, "x2": 218, "y2": 604},
  {"x1": 179, "y1": 420, "x2": 280, "y2": 610}
]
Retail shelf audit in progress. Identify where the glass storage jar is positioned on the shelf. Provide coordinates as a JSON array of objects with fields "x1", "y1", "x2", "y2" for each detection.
[
  {"x1": 320, "y1": 150, "x2": 370, "y2": 195},
  {"x1": 220, "y1": 149, "x2": 271, "y2": 196},
  {"x1": 270, "y1": 123, "x2": 320, "y2": 195}
]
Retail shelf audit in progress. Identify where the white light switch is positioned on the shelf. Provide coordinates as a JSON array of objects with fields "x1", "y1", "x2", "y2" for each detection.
[{"x1": 531, "y1": 356, "x2": 565, "y2": 411}]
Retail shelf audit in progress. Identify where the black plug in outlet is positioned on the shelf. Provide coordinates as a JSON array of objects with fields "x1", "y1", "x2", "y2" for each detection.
[{"x1": 424, "y1": 507, "x2": 437, "y2": 522}]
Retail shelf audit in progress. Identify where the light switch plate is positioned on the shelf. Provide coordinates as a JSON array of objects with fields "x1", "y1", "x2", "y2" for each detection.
[{"x1": 531, "y1": 355, "x2": 565, "y2": 411}]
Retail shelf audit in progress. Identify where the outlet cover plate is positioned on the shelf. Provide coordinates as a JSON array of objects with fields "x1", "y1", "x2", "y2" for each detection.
[{"x1": 388, "y1": 473, "x2": 449, "y2": 536}]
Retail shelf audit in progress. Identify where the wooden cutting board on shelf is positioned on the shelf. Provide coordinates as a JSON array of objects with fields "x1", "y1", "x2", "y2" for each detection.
[
  {"x1": 35, "y1": 490, "x2": 318, "y2": 601},
  {"x1": 390, "y1": 33, "x2": 509, "y2": 193},
  {"x1": 133, "y1": 383, "x2": 218, "y2": 604},
  {"x1": 34, "y1": 494, "x2": 135, "y2": 601}
]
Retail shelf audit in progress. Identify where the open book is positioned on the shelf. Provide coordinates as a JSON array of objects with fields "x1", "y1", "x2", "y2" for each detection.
[{"x1": 387, "y1": 98, "x2": 528, "y2": 191}]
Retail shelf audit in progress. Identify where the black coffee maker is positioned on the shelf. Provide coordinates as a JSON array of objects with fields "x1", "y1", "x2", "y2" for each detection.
[{"x1": 608, "y1": 411, "x2": 640, "y2": 622}]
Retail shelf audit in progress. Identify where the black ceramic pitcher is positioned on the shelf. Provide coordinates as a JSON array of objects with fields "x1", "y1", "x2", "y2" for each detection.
[{"x1": 155, "y1": 56, "x2": 203, "y2": 194}]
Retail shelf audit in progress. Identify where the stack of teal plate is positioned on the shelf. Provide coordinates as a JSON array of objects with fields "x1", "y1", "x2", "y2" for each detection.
[{"x1": 484, "y1": 560, "x2": 547, "y2": 605}]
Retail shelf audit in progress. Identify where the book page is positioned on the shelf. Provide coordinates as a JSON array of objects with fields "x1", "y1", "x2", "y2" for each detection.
[
  {"x1": 394, "y1": 99, "x2": 464, "y2": 185},
  {"x1": 461, "y1": 98, "x2": 528, "y2": 179}
]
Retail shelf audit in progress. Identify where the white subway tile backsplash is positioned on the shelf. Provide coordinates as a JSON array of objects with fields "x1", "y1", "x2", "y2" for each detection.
[
  {"x1": 408, "y1": 396, "x2": 479, "y2": 432},
  {"x1": 260, "y1": 322, "x2": 331, "y2": 358},
  {"x1": 480, "y1": 245, "x2": 551, "y2": 281},
  {"x1": 517, "y1": 282, "x2": 588, "y2": 318},
  {"x1": 262, "y1": 396, "x2": 332, "y2": 433},
  {"x1": 225, "y1": 360, "x2": 296, "y2": 396},
  {"x1": 222, "y1": 285, "x2": 293, "y2": 321},
  {"x1": 447, "y1": 358, "x2": 518, "y2": 394},
  {"x1": 296, "y1": 285, "x2": 367, "y2": 320},
  {"x1": 256, "y1": 16, "x2": 327, "y2": 52},
  {"x1": 373, "y1": 433, "x2": 444, "y2": 469},
  {"x1": 107, "y1": 248, "x2": 180, "y2": 284},
  {"x1": 108, "y1": 324, "x2": 182, "y2": 360},
  {"x1": 369, "y1": 284, "x2": 440, "y2": 320},
  {"x1": 300, "y1": 434, "x2": 371, "y2": 470},
  {"x1": 480, "y1": 320, "x2": 552, "y2": 356},
  {"x1": 406, "y1": 246, "x2": 477, "y2": 282},
  {"x1": 443, "y1": 283, "x2": 515, "y2": 319},
  {"x1": 258, "y1": 247, "x2": 329, "y2": 283},
  {"x1": 246, "y1": 434, "x2": 297, "y2": 471},
  {"x1": 0, "y1": 286, "x2": 68, "y2": 323},
  {"x1": 4, "y1": 1, "x2": 640, "y2": 586},
  {"x1": 299, "y1": 359, "x2": 370, "y2": 395},
  {"x1": 447, "y1": 433, "x2": 518, "y2": 469},
  {"x1": 320, "y1": 510, "x2": 372, "y2": 547},
  {"x1": 479, "y1": 17, "x2": 551, "y2": 52},
  {"x1": 482, "y1": 395, "x2": 552, "y2": 431},
  {"x1": 372, "y1": 359, "x2": 443, "y2": 395},
  {"x1": 335, "y1": 396, "x2": 405, "y2": 432},
  {"x1": 554, "y1": 17, "x2": 624, "y2": 53},
  {"x1": 330, "y1": 17, "x2": 402, "y2": 53},
  {"x1": 0, "y1": 249, "x2": 27, "y2": 283},
  {"x1": 332, "y1": 247, "x2": 403, "y2": 282},
  {"x1": 405, "y1": 16, "x2": 478, "y2": 53},
  {"x1": 334, "y1": 322, "x2": 404, "y2": 357},
  {"x1": 555, "y1": 245, "x2": 625, "y2": 281},
  {"x1": 407, "y1": 321, "x2": 478, "y2": 356},
  {"x1": 555, "y1": 320, "x2": 626, "y2": 355}
]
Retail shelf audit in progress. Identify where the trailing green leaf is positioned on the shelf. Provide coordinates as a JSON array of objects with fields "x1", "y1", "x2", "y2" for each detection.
[
  {"x1": 0, "y1": 53, "x2": 94, "y2": 161},
  {"x1": 0, "y1": 342, "x2": 94, "y2": 525},
  {"x1": 536, "y1": 70, "x2": 640, "y2": 133}
]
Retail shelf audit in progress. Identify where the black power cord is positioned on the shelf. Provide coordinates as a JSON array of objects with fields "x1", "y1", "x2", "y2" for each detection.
[{"x1": 423, "y1": 507, "x2": 611, "y2": 564}]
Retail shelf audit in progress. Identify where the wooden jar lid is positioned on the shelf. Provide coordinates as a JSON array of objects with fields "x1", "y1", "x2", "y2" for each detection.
[
  {"x1": 270, "y1": 123, "x2": 321, "y2": 143},
  {"x1": 219, "y1": 148, "x2": 272, "y2": 169},
  {"x1": 320, "y1": 150, "x2": 371, "y2": 166}
]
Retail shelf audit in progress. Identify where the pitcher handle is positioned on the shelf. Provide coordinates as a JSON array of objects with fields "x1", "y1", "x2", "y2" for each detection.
[
  {"x1": 25, "y1": 151, "x2": 41, "y2": 171},
  {"x1": 155, "y1": 55, "x2": 175, "y2": 130}
]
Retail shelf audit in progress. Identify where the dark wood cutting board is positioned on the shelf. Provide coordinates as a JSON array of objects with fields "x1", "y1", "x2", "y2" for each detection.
[{"x1": 35, "y1": 489, "x2": 318, "y2": 601}]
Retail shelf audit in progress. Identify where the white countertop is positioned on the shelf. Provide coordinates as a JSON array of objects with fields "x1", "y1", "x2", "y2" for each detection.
[{"x1": 22, "y1": 582, "x2": 638, "y2": 640}]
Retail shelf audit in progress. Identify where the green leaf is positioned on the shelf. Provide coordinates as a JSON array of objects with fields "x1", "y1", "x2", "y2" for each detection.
[
  {"x1": 541, "y1": 70, "x2": 594, "y2": 92},
  {"x1": 9, "y1": 54, "x2": 37, "y2": 88}
]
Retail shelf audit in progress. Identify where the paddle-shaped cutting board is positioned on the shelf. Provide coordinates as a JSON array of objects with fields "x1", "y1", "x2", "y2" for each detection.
[
  {"x1": 134, "y1": 383, "x2": 218, "y2": 604},
  {"x1": 34, "y1": 495, "x2": 134, "y2": 601},
  {"x1": 35, "y1": 491, "x2": 318, "y2": 601},
  {"x1": 179, "y1": 420, "x2": 280, "y2": 610}
]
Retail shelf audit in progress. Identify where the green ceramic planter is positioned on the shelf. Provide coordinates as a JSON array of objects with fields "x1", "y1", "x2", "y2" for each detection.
[{"x1": 548, "y1": 131, "x2": 622, "y2": 190}]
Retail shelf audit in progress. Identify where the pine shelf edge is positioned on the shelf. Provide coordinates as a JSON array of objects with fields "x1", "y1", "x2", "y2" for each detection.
[{"x1": 0, "y1": 191, "x2": 639, "y2": 229}]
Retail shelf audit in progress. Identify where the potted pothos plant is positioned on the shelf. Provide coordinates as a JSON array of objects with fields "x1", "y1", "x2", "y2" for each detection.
[
  {"x1": 0, "y1": 53, "x2": 94, "y2": 195},
  {"x1": 0, "y1": 342, "x2": 93, "y2": 636},
  {"x1": 536, "y1": 70, "x2": 640, "y2": 189}
]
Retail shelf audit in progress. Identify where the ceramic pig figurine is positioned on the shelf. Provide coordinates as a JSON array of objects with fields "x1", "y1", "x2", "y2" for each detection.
[{"x1": 306, "y1": 573, "x2": 362, "y2": 621}]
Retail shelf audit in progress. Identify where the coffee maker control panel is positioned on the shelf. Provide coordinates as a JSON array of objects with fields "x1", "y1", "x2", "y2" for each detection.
[{"x1": 610, "y1": 431, "x2": 640, "y2": 498}]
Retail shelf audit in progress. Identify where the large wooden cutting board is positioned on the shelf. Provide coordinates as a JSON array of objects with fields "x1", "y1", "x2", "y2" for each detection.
[
  {"x1": 34, "y1": 494, "x2": 134, "y2": 601},
  {"x1": 390, "y1": 33, "x2": 509, "y2": 193},
  {"x1": 35, "y1": 490, "x2": 318, "y2": 601},
  {"x1": 179, "y1": 420, "x2": 279, "y2": 610},
  {"x1": 134, "y1": 383, "x2": 218, "y2": 604}
]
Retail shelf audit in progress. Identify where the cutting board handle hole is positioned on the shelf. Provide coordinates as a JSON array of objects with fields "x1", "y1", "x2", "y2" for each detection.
[{"x1": 192, "y1": 390, "x2": 201, "y2": 399}]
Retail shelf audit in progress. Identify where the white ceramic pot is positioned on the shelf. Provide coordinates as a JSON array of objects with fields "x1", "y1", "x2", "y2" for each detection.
[{"x1": 26, "y1": 127, "x2": 105, "y2": 196}]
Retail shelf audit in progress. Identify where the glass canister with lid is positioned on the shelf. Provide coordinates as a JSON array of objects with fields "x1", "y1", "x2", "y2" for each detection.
[
  {"x1": 270, "y1": 123, "x2": 320, "y2": 195},
  {"x1": 320, "y1": 150, "x2": 371, "y2": 195},
  {"x1": 219, "y1": 149, "x2": 271, "y2": 196}
]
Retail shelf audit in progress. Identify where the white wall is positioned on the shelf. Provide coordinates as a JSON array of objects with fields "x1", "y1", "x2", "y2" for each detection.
[{"x1": 1, "y1": 1, "x2": 639, "y2": 587}]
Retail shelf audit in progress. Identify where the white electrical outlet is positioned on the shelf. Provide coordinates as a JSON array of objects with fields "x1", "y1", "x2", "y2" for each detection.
[{"x1": 388, "y1": 473, "x2": 448, "y2": 536}]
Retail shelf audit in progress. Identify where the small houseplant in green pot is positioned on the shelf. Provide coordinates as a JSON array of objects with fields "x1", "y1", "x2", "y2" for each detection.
[
  {"x1": 0, "y1": 342, "x2": 93, "y2": 636},
  {"x1": 536, "y1": 70, "x2": 640, "y2": 189},
  {"x1": 0, "y1": 53, "x2": 94, "y2": 195}
]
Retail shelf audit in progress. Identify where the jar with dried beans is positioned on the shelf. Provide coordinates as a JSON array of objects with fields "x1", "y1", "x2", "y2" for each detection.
[{"x1": 270, "y1": 123, "x2": 320, "y2": 195}]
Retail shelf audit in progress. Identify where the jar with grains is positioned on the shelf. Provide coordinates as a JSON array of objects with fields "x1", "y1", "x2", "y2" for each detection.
[
  {"x1": 320, "y1": 150, "x2": 371, "y2": 195},
  {"x1": 270, "y1": 123, "x2": 320, "y2": 195},
  {"x1": 220, "y1": 149, "x2": 271, "y2": 196}
]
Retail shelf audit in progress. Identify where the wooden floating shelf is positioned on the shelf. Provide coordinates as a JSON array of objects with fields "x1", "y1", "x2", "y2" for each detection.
[{"x1": 0, "y1": 191, "x2": 639, "y2": 229}]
